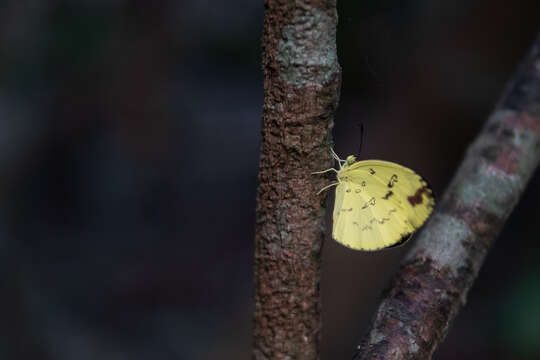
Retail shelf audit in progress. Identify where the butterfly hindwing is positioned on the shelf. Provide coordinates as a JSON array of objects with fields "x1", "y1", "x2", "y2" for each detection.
[{"x1": 333, "y1": 182, "x2": 385, "y2": 250}]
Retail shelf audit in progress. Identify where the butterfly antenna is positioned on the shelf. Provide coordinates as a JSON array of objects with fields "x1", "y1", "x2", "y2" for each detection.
[
  {"x1": 357, "y1": 123, "x2": 365, "y2": 157},
  {"x1": 330, "y1": 147, "x2": 345, "y2": 166}
]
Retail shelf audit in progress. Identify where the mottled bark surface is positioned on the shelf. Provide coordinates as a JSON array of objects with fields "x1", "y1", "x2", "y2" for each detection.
[
  {"x1": 353, "y1": 33, "x2": 540, "y2": 360},
  {"x1": 253, "y1": 1, "x2": 341, "y2": 359}
]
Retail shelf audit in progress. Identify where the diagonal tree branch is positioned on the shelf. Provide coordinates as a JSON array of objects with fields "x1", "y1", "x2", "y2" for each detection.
[
  {"x1": 252, "y1": 1, "x2": 341, "y2": 359},
  {"x1": 353, "y1": 32, "x2": 540, "y2": 360}
]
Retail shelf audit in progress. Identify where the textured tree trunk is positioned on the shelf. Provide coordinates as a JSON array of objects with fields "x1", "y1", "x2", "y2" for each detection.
[
  {"x1": 353, "y1": 32, "x2": 540, "y2": 360},
  {"x1": 252, "y1": 1, "x2": 341, "y2": 359}
]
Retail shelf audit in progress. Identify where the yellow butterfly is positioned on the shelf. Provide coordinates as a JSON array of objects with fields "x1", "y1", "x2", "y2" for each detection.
[{"x1": 314, "y1": 148, "x2": 435, "y2": 251}]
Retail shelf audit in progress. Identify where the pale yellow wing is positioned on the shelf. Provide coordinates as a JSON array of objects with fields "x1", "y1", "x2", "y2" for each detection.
[{"x1": 332, "y1": 160, "x2": 435, "y2": 251}]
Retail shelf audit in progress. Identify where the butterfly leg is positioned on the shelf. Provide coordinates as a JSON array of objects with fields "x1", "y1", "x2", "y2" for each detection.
[
  {"x1": 311, "y1": 168, "x2": 338, "y2": 175},
  {"x1": 317, "y1": 182, "x2": 339, "y2": 194}
]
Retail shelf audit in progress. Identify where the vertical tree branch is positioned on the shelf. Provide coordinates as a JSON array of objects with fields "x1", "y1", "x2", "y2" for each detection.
[
  {"x1": 253, "y1": 1, "x2": 341, "y2": 359},
  {"x1": 353, "y1": 32, "x2": 540, "y2": 360}
]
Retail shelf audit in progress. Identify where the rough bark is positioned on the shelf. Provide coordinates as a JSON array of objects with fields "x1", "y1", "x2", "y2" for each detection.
[
  {"x1": 253, "y1": 1, "x2": 341, "y2": 359},
  {"x1": 353, "y1": 32, "x2": 540, "y2": 360}
]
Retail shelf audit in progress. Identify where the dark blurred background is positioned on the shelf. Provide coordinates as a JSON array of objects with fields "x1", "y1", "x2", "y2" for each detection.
[{"x1": 1, "y1": 1, "x2": 540, "y2": 359}]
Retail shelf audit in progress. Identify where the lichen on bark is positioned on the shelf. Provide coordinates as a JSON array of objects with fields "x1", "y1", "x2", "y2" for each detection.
[
  {"x1": 276, "y1": 6, "x2": 339, "y2": 86},
  {"x1": 253, "y1": 1, "x2": 340, "y2": 359}
]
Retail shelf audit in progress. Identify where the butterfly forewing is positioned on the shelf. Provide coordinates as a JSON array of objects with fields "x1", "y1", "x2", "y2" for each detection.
[{"x1": 332, "y1": 159, "x2": 435, "y2": 251}]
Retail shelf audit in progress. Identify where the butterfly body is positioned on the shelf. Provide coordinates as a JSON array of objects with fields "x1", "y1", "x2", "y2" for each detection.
[{"x1": 320, "y1": 153, "x2": 435, "y2": 251}]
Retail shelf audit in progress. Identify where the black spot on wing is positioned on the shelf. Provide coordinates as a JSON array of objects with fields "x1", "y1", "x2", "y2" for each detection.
[
  {"x1": 382, "y1": 190, "x2": 393, "y2": 200},
  {"x1": 387, "y1": 174, "x2": 398, "y2": 188},
  {"x1": 361, "y1": 197, "x2": 376, "y2": 209}
]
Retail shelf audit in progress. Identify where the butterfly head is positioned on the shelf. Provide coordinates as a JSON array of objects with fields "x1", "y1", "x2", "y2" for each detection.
[{"x1": 345, "y1": 155, "x2": 357, "y2": 166}]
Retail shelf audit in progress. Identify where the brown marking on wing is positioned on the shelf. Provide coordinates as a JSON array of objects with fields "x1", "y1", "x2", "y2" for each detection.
[{"x1": 407, "y1": 186, "x2": 431, "y2": 206}]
